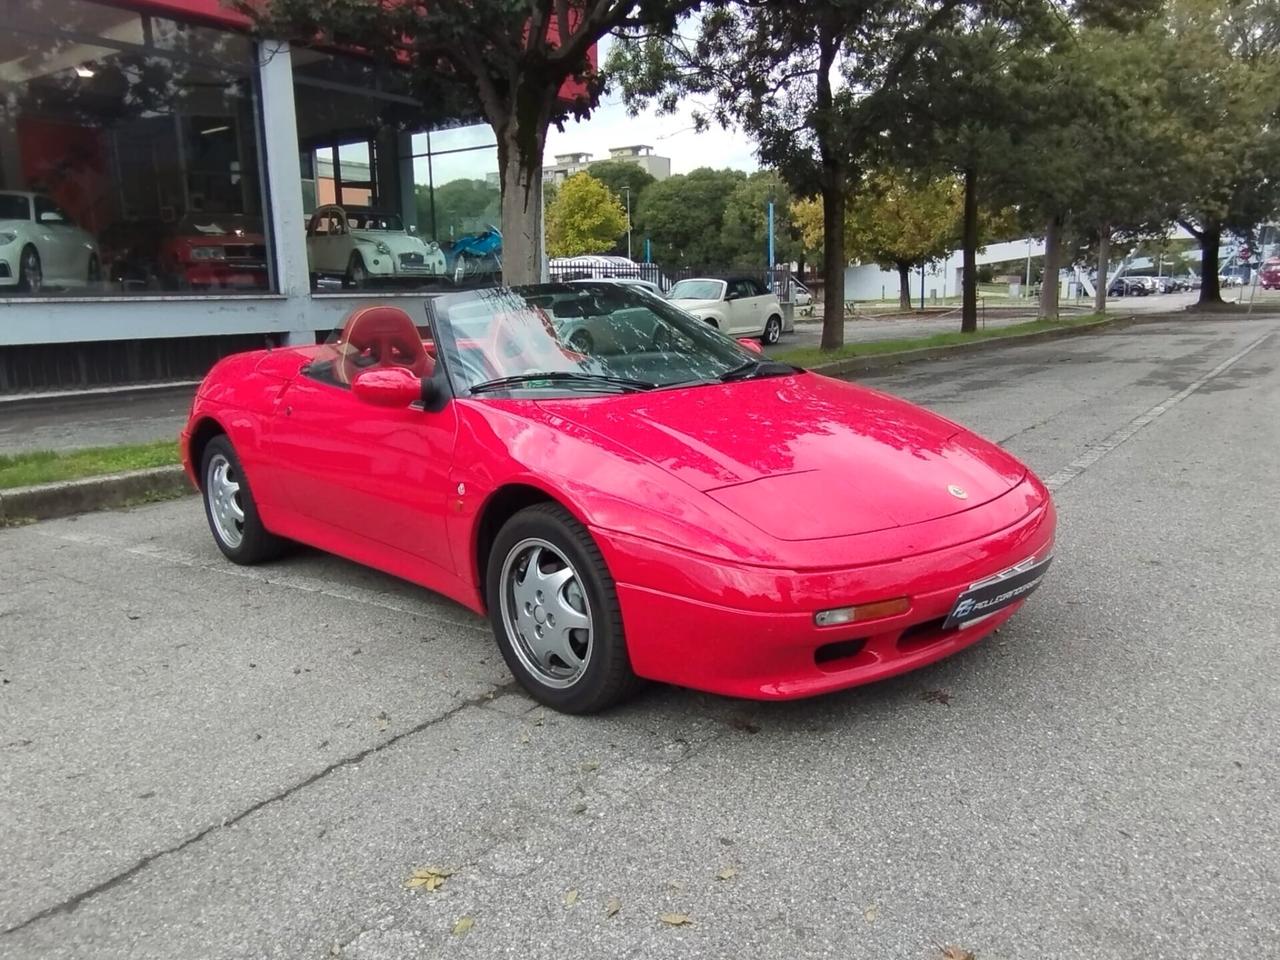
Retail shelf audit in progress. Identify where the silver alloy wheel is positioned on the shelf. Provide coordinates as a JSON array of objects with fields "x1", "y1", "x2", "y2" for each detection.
[
  {"x1": 764, "y1": 315, "x2": 782, "y2": 344},
  {"x1": 498, "y1": 538, "x2": 593, "y2": 689},
  {"x1": 22, "y1": 249, "x2": 41, "y2": 294},
  {"x1": 205, "y1": 453, "x2": 246, "y2": 549}
]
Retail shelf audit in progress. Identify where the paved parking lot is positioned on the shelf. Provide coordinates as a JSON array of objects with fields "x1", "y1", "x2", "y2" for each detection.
[{"x1": 2, "y1": 316, "x2": 1278, "y2": 959}]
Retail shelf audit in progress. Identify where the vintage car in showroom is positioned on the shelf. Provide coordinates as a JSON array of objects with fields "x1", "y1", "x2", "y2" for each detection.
[
  {"x1": 182, "y1": 282, "x2": 1055, "y2": 713},
  {"x1": 305, "y1": 204, "x2": 447, "y2": 288},
  {"x1": 0, "y1": 191, "x2": 101, "y2": 294}
]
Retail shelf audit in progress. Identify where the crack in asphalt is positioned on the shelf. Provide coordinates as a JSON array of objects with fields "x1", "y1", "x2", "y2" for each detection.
[
  {"x1": 1043, "y1": 331, "x2": 1273, "y2": 491},
  {"x1": 1, "y1": 680, "x2": 520, "y2": 938}
]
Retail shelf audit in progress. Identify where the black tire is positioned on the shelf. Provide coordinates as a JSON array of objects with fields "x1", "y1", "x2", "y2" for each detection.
[
  {"x1": 344, "y1": 253, "x2": 367, "y2": 289},
  {"x1": 486, "y1": 503, "x2": 640, "y2": 714},
  {"x1": 762, "y1": 314, "x2": 783, "y2": 345},
  {"x1": 200, "y1": 435, "x2": 287, "y2": 565},
  {"x1": 17, "y1": 246, "x2": 41, "y2": 294}
]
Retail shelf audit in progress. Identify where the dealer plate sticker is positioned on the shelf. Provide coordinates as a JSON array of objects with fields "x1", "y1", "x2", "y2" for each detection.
[{"x1": 943, "y1": 556, "x2": 1053, "y2": 630}]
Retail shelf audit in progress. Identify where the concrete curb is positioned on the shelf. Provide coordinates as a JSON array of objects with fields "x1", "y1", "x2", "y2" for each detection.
[
  {"x1": 0, "y1": 465, "x2": 193, "y2": 524},
  {"x1": 804, "y1": 313, "x2": 1149, "y2": 378}
]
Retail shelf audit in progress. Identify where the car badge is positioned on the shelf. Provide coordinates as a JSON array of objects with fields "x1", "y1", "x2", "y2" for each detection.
[{"x1": 947, "y1": 484, "x2": 969, "y2": 500}]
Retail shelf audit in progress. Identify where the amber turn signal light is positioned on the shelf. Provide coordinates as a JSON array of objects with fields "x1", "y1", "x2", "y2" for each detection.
[{"x1": 813, "y1": 597, "x2": 911, "y2": 627}]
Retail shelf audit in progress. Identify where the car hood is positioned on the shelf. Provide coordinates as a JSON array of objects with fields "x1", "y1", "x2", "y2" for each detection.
[
  {"x1": 536, "y1": 373, "x2": 1027, "y2": 541},
  {"x1": 668, "y1": 297, "x2": 720, "y2": 312},
  {"x1": 352, "y1": 233, "x2": 421, "y2": 251}
]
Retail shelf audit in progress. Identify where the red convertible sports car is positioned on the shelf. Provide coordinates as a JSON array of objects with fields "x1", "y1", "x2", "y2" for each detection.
[{"x1": 182, "y1": 283, "x2": 1055, "y2": 713}]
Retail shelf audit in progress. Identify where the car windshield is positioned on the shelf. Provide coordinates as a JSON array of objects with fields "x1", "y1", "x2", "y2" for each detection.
[
  {"x1": 430, "y1": 283, "x2": 771, "y2": 395},
  {"x1": 668, "y1": 279, "x2": 723, "y2": 301},
  {"x1": 0, "y1": 194, "x2": 30, "y2": 220},
  {"x1": 348, "y1": 212, "x2": 403, "y2": 232}
]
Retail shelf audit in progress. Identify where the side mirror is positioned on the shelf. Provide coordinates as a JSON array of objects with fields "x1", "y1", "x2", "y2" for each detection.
[
  {"x1": 725, "y1": 291, "x2": 739, "y2": 301},
  {"x1": 352, "y1": 367, "x2": 431, "y2": 408},
  {"x1": 737, "y1": 338, "x2": 764, "y2": 354}
]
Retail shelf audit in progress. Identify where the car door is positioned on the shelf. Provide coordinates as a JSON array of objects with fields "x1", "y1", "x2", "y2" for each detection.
[
  {"x1": 726, "y1": 279, "x2": 755, "y2": 333},
  {"x1": 265, "y1": 360, "x2": 460, "y2": 575}
]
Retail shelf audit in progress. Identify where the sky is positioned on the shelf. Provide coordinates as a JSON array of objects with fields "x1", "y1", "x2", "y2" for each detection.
[
  {"x1": 543, "y1": 96, "x2": 761, "y2": 175},
  {"x1": 542, "y1": 36, "x2": 761, "y2": 176}
]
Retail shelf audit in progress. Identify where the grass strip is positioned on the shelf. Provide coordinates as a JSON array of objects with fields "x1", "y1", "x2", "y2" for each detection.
[{"x1": 0, "y1": 439, "x2": 180, "y2": 490}]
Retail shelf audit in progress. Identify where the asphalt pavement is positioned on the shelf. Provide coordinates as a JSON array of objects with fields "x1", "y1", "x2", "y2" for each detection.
[{"x1": 2, "y1": 315, "x2": 1278, "y2": 959}]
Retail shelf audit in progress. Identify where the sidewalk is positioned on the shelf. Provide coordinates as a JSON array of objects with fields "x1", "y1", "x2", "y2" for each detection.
[{"x1": 0, "y1": 386, "x2": 192, "y2": 456}]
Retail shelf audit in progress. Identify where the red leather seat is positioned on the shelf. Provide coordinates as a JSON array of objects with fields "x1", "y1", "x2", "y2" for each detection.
[{"x1": 334, "y1": 306, "x2": 433, "y2": 384}]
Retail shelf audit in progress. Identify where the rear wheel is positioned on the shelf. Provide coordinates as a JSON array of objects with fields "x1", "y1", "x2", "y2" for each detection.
[
  {"x1": 200, "y1": 436, "x2": 286, "y2": 564},
  {"x1": 486, "y1": 504, "x2": 639, "y2": 713},
  {"x1": 762, "y1": 314, "x2": 783, "y2": 345},
  {"x1": 567, "y1": 329, "x2": 594, "y2": 353}
]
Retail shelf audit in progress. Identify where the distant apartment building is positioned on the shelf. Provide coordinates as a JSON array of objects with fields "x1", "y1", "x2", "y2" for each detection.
[{"x1": 542, "y1": 145, "x2": 672, "y2": 185}]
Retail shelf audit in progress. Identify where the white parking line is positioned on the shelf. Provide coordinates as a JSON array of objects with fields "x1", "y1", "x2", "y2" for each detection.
[
  {"x1": 1043, "y1": 331, "x2": 1273, "y2": 491},
  {"x1": 36, "y1": 528, "x2": 489, "y2": 633}
]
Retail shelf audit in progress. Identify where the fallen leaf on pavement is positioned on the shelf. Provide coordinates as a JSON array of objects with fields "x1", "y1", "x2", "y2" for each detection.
[
  {"x1": 605, "y1": 897, "x2": 622, "y2": 918},
  {"x1": 564, "y1": 889, "x2": 578, "y2": 907},
  {"x1": 660, "y1": 913, "x2": 693, "y2": 926},
  {"x1": 921, "y1": 689, "x2": 952, "y2": 707},
  {"x1": 580, "y1": 761, "x2": 599, "y2": 772},
  {"x1": 863, "y1": 904, "x2": 878, "y2": 923},
  {"x1": 727, "y1": 716, "x2": 760, "y2": 734},
  {"x1": 406, "y1": 866, "x2": 455, "y2": 891},
  {"x1": 452, "y1": 916, "x2": 474, "y2": 936},
  {"x1": 715, "y1": 866, "x2": 737, "y2": 881},
  {"x1": 572, "y1": 801, "x2": 588, "y2": 814},
  {"x1": 939, "y1": 946, "x2": 975, "y2": 960}
]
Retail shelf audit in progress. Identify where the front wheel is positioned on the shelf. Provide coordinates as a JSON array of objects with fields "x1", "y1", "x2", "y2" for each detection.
[
  {"x1": 486, "y1": 503, "x2": 639, "y2": 713},
  {"x1": 762, "y1": 314, "x2": 783, "y2": 345},
  {"x1": 344, "y1": 253, "x2": 368, "y2": 289},
  {"x1": 17, "y1": 246, "x2": 41, "y2": 294}
]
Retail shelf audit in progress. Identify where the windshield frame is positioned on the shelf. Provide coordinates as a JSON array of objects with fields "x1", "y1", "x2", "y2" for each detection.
[{"x1": 425, "y1": 282, "x2": 769, "y2": 399}]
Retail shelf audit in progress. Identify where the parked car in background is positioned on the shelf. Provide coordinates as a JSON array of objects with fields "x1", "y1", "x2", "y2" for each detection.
[
  {"x1": 0, "y1": 191, "x2": 100, "y2": 294},
  {"x1": 568, "y1": 276, "x2": 663, "y2": 298},
  {"x1": 789, "y1": 278, "x2": 813, "y2": 306},
  {"x1": 102, "y1": 215, "x2": 270, "y2": 291},
  {"x1": 306, "y1": 205, "x2": 447, "y2": 288},
  {"x1": 445, "y1": 225, "x2": 502, "y2": 282},
  {"x1": 668, "y1": 276, "x2": 790, "y2": 344},
  {"x1": 1108, "y1": 276, "x2": 1149, "y2": 297},
  {"x1": 1259, "y1": 258, "x2": 1280, "y2": 290}
]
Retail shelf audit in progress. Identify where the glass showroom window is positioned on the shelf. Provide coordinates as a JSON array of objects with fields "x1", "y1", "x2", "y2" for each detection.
[
  {"x1": 291, "y1": 49, "x2": 500, "y2": 291},
  {"x1": 0, "y1": 0, "x2": 273, "y2": 297}
]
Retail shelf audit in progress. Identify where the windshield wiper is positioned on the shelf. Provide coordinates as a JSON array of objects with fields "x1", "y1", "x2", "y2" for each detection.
[
  {"x1": 719, "y1": 359, "x2": 797, "y2": 383},
  {"x1": 469, "y1": 371, "x2": 657, "y2": 394}
]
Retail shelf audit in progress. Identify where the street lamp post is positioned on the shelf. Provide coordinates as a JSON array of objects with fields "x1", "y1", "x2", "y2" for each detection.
[{"x1": 623, "y1": 186, "x2": 632, "y2": 261}]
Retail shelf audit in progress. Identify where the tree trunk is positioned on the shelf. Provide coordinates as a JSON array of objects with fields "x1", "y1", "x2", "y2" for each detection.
[
  {"x1": 1197, "y1": 221, "x2": 1223, "y2": 305},
  {"x1": 820, "y1": 184, "x2": 846, "y2": 349},
  {"x1": 1094, "y1": 225, "x2": 1110, "y2": 314},
  {"x1": 1038, "y1": 214, "x2": 1062, "y2": 320},
  {"x1": 961, "y1": 167, "x2": 978, "y2": 333},
  {"x1": 815, "y1": 20, "x2": 845, "y2": 351},
  {"x1": 492, "y1": 85, "x2": 555, "y2": 285},
  {"x1": 897, "y1": 261, "x2": 912, "y2": 310}
]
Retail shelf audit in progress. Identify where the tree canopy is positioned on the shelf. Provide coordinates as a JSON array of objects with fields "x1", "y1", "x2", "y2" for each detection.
[{"x1": 546, "y1": 172, "x2": 628, "y2": 257}]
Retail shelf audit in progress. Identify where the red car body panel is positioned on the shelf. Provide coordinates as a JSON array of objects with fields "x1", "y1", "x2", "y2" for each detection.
[
  {"x1": 161, "y1": 233, "x2": 270, "y2": 290},
  {"x1": 183, "y1": 343, "x2": 1056, "y2": 700}
]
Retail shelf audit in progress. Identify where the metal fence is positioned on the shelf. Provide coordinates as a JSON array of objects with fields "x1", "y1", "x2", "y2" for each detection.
[{"x1": 547, "y1": 257, "x2": 795, "y2": 297}]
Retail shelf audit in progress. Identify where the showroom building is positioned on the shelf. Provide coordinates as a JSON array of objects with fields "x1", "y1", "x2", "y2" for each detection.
[{"x1": 0, "y1": 0, "x2": 519, "y2": 393}]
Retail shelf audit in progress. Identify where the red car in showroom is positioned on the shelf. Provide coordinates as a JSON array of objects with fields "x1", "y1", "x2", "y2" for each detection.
[{"x1": 182, "y1": 283, "x2": 1055, "y2": 713}]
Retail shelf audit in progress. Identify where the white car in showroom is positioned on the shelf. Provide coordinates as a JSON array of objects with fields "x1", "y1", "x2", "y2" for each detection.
[
  {"x1": 0, "y1": 191, "x2": 100, "y2": 294},
  {"x1": 305, "y1": 205, "x2": 447, "y2": 288},
  {"x1": 667, "y1": 276, "x2": 790, "y2": 344}
]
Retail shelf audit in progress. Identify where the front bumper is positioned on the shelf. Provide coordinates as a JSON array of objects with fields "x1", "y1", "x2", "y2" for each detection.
[
  {"x1": 182, "y1": 263, "x2": 268, "y2": 289},
  {"x1": 595, "y1": 495, "x2": 1055, "y2": 700}
]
